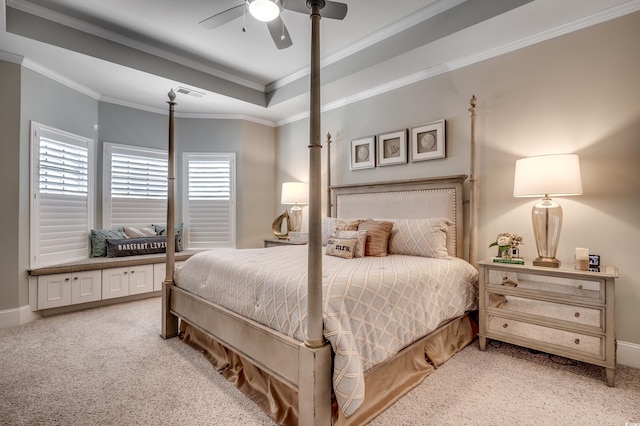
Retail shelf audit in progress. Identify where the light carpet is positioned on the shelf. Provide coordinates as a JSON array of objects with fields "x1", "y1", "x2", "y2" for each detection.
[{"x1": 1, "y1": 297, "x2": 638, "y2": 425}]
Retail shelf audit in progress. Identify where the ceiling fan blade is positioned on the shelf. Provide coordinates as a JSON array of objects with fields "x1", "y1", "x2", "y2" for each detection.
[
  {"x1": 280, "y1": 0, "x2": 309, "y2": 15},
  {"x1": 281, "y1": 0, "x2": 347, "y2": 20},
  {"x1": 266, "y1": 16, "x2": 293, "y2": 49},
  {"x1": 322, "y1": 1, "x2": 348, "y2": 20},
  {"x1": 199, "y1": 3, "x2": 245, "y2": 29}
]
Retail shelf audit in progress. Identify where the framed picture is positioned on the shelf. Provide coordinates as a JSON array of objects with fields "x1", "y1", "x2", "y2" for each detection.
[
  {"x1": 350, "y1": 136, "x2": 376, "y2": 170},
  {"x1": 410, "y1": 119, "x2": 446, "y2": 162},
  {"x1": 377, "y1": 129, "x2": 407, "y2": 166}
]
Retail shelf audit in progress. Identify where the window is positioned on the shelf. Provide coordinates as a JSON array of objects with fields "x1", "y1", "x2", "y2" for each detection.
[
  {"x1": 103, "y1": 143, "x2": 168, "y2": 228},
  {"x1": 30, "y1": 122, "x2": 93, "y2": 268},
  {"x1": 182, "y1": 153, "x2": 236, "y2": 248}
]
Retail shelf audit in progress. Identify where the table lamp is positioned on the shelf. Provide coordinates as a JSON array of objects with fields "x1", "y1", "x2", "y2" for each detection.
[
  {"x1": 513, "y1": 154, "x2": 582, "y2": 268},
  {"x1": 281, "y1": 182, "x2": 308, "y2": 233}
]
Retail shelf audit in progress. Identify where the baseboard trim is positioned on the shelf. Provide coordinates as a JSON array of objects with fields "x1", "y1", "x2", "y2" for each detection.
[
  {"x1": 0, "y1": 304, "x2": 41, "y2": 329},
  {"x1": 617, "y1": 340, "x2": 640, "y2": 369}
]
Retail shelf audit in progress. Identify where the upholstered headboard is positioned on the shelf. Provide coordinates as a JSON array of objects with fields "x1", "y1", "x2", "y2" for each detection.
[{"x1": 330, "y1": 175, "x2": 466, "y2": 258}]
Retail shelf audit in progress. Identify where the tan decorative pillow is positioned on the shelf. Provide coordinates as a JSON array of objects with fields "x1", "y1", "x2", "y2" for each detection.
[
  {"x1": 326, "y1": 237, "x2": 358, "y2": 259},
  {"x1": 387, "y1": 218, "x2": 452, "y2": 259},
  {"x1": 333, "y1": 230, "x2": 367, "y2": 258},
  {"x1": 322, "y1": 217, "x2": 368, "y2": 246},
  {"x1": 358, "y1": 220, "x2": 394, "y2": 257},
  {"x1": 124, "y1": 226, "x2": 156, "y2": 238}
]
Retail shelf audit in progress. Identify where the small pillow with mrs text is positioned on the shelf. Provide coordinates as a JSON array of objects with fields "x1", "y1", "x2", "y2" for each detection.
[
  {"x1": 325, "y1": 237, "x2": 358, "y2": 259},
  {"x1": 332, "y1": 230, "x2": 367, "y2": 258}
]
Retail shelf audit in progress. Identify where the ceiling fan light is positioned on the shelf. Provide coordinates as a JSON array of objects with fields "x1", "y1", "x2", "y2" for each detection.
[{"x1": 249, "y1": 0, "x2": 280, "y2": 22}]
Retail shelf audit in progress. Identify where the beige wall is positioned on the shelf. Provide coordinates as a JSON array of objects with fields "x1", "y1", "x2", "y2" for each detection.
[
  {"x1": 239, "y1": 120, "x2": 277, "y2": 248},
  {"x1": 275, "y1": 13, "x2": 640, "y2": 345}
]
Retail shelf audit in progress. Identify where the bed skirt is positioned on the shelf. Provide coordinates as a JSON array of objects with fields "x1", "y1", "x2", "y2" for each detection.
[{"x1": 179, "y1": 313, "x2": 477, "y2": 425}]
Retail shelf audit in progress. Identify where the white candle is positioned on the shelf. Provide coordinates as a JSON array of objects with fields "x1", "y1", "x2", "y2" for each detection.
[{"x1": 575, "y1": 248, "x2": 589, "y2": 260}]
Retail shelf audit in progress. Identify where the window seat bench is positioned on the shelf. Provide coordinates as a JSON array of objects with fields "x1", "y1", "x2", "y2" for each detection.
[
  {"x1": 28, "y1": 251, "x2": 201, "y2": 313},
  {"x1": 28, "y1": 251, "x2": 200, "y2": 276}
]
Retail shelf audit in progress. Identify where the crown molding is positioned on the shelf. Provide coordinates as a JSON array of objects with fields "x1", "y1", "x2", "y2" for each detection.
[
  {"x1": 268, "y1": 0, "x2": 467, "y2": 92},
  {"x1": 0, "y1": 49, "x2": 24, "y2": 64},
  {"x1": 277, "y1": 0, "x2": 640, "y2": 126},
  {"x1": 98, "y1": 96, "x2": 275, "y2": 127},
  {"x1": 7, "y1": 0, "x2": 266, "y2": 92},
  {"x1": 22, "y1": 57, "x2": 101, "y2": 99}
]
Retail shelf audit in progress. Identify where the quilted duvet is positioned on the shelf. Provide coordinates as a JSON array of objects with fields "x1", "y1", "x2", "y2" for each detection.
[{"x1": 174, "y1": 245, "x2": 478, "y2": 416}]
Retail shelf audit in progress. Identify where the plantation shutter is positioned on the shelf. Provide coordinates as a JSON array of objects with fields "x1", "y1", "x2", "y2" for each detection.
[
  {"x1": 31, "y1": 123, "x2": 92, "y2": 268},
  {"x1": 103, "y1": 143, "x2": 167, "y2": 228},
  {"x1": 183, "y1": 153, "x2": 235, "y2": 248}
]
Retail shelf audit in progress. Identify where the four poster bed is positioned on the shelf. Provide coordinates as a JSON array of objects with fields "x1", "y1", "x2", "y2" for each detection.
[{"x1": 161, "y1": 3, "x2": 480, "y2": 425}]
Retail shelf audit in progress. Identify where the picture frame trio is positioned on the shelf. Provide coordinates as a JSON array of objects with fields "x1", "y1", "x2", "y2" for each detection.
[{"x1": 350, "y1": 119, "x2": 445, "y2": 170}]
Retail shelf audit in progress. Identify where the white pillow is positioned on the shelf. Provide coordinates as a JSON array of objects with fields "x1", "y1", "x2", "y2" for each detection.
[
  {"x1": 123, "y1": 226, "x2": 156, "y2": 238},
  {"x1": 387, "y1": 218, "x2": 452, "y2": 259}
]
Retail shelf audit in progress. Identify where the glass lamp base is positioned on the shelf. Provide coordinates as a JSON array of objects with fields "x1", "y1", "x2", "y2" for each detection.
[
  {"x1": 533, "y1": 257, "x2": 560, "y2": 268},
  {"x1": 531, "y1": 196, "x2": 563, "y2": 268},
  {"x1": 289, "y1": 206, "x2": 302, "y2": 233}
]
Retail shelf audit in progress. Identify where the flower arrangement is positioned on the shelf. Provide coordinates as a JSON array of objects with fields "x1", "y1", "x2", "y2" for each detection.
[{"x1": 489, "y1": 232, "x2": 523, "y2": 258}]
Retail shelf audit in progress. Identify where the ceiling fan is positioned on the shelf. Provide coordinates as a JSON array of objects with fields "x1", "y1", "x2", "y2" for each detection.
[{"x1": 199, "y1": 0, "x2": 348, "y2": 50}]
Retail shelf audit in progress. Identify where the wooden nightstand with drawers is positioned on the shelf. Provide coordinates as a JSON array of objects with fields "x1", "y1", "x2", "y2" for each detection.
[{"x1": 478, "y1": 259, "x2": 618, "y2": 386}]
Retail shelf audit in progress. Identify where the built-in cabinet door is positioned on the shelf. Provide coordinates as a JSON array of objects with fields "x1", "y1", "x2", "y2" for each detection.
[
  {"x1": 71, "y1": 270, "x2": 102, "y2": 305},
  {"x1": 102, "y1": 267, "x2": 130, "y2": 300},
  {"x1": 129, "y1": 264, "x2": 154, "y2": 295},
  {"x1": 38, "y1": 273, "x2": 72, "y2": 309}
]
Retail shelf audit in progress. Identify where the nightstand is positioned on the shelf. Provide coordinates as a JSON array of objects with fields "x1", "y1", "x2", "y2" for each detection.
[
  {"x1": 478, "y1": 259, "x2": 618, "y2": 386},
  {"x1": 263, "y1": 239, "x2": 307, "y2": 248}
]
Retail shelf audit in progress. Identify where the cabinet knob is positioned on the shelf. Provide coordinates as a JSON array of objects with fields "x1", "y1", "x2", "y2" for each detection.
[
  {"x1": 574, "y1": 312, "x2": 580, "y2": 318},
  {"x1": 124, "y1": 271, "x2": 128, "y2": 275},
  {"x1": 577, "y1": 285, "x2": 583, "y2": 290},
  {"x1": 575, "y1": 338, "x2": 580, "y2": 345},
  {"x1": 74, "y1": 277, "x2": 78, "y2": 280},
  {"x1": 65, "y1": 277, "x2": 70, "y2": 281},
  {"x1": 131, "y1": 270, "x2": 135, "y2": 274},
  {"x1": 502, "y1": 323, "x2": 509, "y2": 329}
]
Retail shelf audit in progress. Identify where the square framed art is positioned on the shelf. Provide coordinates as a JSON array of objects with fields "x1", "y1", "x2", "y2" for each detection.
[
  {"x1": 410, "y1": 119, "x2": 446, "y2": 162},
  {"x1": 377, "y1": 129, "x2": 407, "y2": 166},
  {"x1": 350, "y1": 136, "x2": 376, "y2": 170}
]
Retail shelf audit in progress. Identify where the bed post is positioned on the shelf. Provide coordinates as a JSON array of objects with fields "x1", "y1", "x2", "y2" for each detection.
[
  {"x1": 301, "y1": 2, "x2": 332, "y2": 425},
  {"x1": 326, "y1": 132, "x2": 332, "y2": 217},
  {"x1": 305, "y1": 0, "x2": 324, "y2": 350},
  {"x1": 468, "y1": 95, "x2": 479, "y2": 268},
  {"x1": 162, "y1": 89, "x2": 178, "y2": 339}
]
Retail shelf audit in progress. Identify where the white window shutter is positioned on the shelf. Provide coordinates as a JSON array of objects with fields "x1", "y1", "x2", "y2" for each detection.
[
  {"x1": 103, "y1": 143, "x2": 167, "y2": 228},
  {"x1": 31, "y1": 122, "x2": 93, "y2": 268},
  {"x1": 183, "y1": 153, "x2": 235, "y2": 249}
]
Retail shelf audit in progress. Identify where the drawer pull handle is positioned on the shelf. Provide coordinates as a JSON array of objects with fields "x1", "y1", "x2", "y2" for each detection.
[
  {"x1": 502, "y1": 323, "x2": 509, "y2": 329},
  {"x1": 575, "y1": 338, "x2": 580, "y2": 345},
  {"x1": 575, "y1": 312, "x2": 580, "y2": 318}
]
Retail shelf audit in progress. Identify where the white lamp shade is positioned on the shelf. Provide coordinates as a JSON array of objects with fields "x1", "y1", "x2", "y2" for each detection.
[
  {"x1": 249, "y1": 0, "x2": 280, "y2": 22},
  {"x1": 513, "y1": 154, "x2": 583, "y2": 197},
  {"x1": 281, "y1": 182, "x2": 308, "y2": 205}
]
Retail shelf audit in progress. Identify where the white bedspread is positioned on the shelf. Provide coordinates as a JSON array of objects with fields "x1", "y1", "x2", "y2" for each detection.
[{"x1": 174, "y1": 246, "x2": 478, "y2": 416}]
